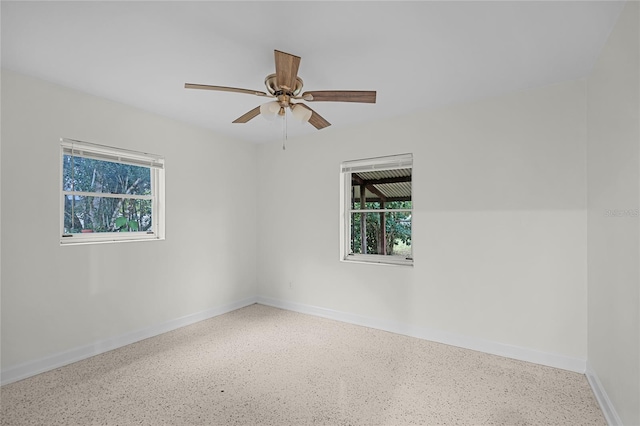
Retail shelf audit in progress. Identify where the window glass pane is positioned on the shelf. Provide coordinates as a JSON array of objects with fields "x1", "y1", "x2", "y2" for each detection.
[
  {"x1": 350, "y1": 168, "x2": 412, "y2": 208},
  {"x1": 63, "y1": 155, "x2": 151, "y2": 195},
  {"x1": 63, "y1": 195, "x2": 152, "y2": 234},
  {"x1": 350, "y1": 211, "x2": 412, "y2": 257}
]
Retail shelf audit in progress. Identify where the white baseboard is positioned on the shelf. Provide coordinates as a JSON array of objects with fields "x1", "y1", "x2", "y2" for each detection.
[
  {"x1": 1, "y1": 296, "x2": 258, "y2": 386},
  {"x1": 586, "y1": 362, "x2": 623, "y2": 426},
  {"x1": 2, "y1": 295, "x2": 590, "y2": 389},
  {"x1": 256, "y1": 296, "x2": 587, "y2": 374}
]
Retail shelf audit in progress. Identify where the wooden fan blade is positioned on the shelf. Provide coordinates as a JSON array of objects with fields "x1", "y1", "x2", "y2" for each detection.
[
  {"x1": 301, "y1": 90, "x2": 376, "y2": 103},
  {"x1": 232, "y1": 106, "x2": 261, "y2": 123},
  {"x1": 185, "y1": 83, "x2": 268, "y2": 97},
  {"x1": 298, "y1": 104, "x2": 331, "y2": 130},
  {"x1": 274, "y1": 50, "x2": 301, "y2": 92}
]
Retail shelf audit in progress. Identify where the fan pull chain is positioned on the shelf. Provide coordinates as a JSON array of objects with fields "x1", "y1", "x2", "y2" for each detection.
[{"x1": 282, "y1": 111, "x2": 288, "y2": 150}]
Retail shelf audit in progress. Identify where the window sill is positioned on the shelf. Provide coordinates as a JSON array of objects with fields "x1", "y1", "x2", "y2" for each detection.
[
  {"x1": 342, "y1": 254, "x2": 413, "y2": 267},
  {"x1": 60, "y1": 234, "x2": 163, "y2": 246}
]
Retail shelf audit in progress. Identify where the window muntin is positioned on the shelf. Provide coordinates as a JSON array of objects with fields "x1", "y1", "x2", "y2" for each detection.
[
  {"x1": 60, "y1": 138, "x2": 164, "y2": 245},
  {"x1": 341, "y1": 154, "x2": 413, "y2": 266}
]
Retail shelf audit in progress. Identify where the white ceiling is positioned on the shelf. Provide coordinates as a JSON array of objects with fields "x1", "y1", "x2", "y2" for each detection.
[{"x1": 1, "y1": 1, "x2": 625, "y2": 144}]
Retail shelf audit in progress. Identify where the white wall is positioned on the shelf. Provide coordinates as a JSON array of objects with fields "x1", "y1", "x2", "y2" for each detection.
[
  {"x1": 587, "y1": 2, "x2": 640, "y2": 425},
  {"x1": 257, "y1": 79, "x2": 588, "y2": 366},
  {"x1": 0, "y1": 70, "x2": 258, "y2": 374}
]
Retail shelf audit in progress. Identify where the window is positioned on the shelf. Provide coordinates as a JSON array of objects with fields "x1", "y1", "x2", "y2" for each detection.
[
  {"x1": 340, "y1": 154, "x2": 413, "y2": 266},
  {"x1": 60, "y1": 138, "x2": 165, "y2": 245}
]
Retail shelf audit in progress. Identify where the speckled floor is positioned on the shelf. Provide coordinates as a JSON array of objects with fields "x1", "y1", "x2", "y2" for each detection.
[{"x1": 1, "y1": 304, "x2": 605, "y2": 425}]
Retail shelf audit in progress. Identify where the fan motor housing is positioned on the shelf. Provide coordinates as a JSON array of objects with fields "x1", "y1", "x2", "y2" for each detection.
[{"x1": 264, "y1": 73, "x2": 304, "y2": 96}]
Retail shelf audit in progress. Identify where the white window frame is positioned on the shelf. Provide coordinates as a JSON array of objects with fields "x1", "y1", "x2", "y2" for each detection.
[
  {"x1": 340, "y1": 153, "x2": 413, "y2": 266},
  {"x1": 60, "y1": 138, "x2": 165, "y2": 245}
]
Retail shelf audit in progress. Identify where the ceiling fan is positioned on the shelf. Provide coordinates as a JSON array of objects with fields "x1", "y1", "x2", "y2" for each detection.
[{"x1": 185, "y1": 50, "x2": 376, "y2": 130}]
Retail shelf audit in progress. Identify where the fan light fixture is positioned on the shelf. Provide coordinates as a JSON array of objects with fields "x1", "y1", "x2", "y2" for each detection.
[
  {"x1": 260, "y1": 101, "x2": 312, "y2": 123},
  {"x1": 259, "y1": 101, "x2": 281, "y2": 121},
  {"x1": 291, "y1": 104, "x2": 312, "y2": 122}
]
